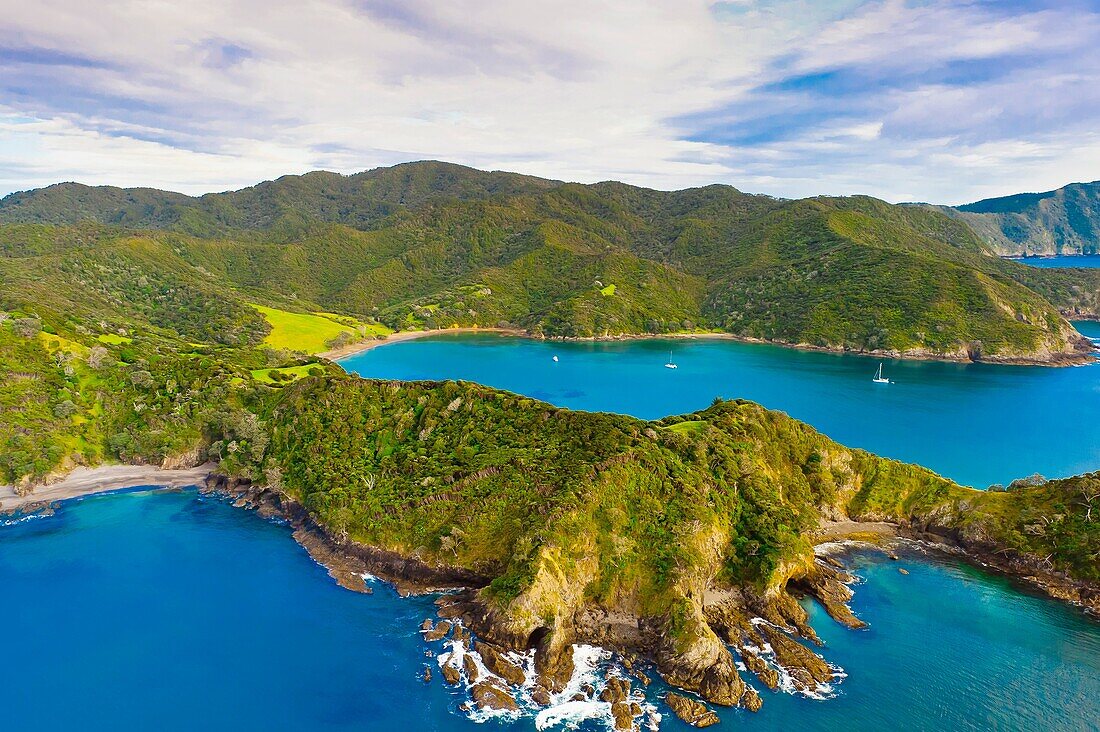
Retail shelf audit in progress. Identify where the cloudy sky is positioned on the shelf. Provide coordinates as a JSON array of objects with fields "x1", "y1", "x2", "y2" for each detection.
[{"x1": 0, "y1": 0, "x2": 1097, "y2": 203}]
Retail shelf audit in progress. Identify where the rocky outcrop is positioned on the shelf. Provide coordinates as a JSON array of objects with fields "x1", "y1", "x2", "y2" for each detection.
[
  {"x1": 422, "y1": 619, "x2": 452, "y2": 642},
  {"x1": 599, "y1": 676, "x2": 642, "y2": 731},
  {"x1": 664, "y1": 693, "x2": 720, "y2": 728},
  {"x1": 474, "y1": 641, "x2": 526, "y2": 686},
  {"x1": 470, "y1": 681, "x2": 518, "y2": 711}
]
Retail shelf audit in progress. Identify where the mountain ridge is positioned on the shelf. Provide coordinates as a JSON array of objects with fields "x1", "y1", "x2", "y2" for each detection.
[{"x1": 1, "y1": 161, "x2": 1098, "y2": 365}]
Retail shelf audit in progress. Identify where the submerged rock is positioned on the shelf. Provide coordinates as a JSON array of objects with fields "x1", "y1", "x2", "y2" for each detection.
[{"x1": 665, "y1": 692, "x2": 720, "y2": 727}]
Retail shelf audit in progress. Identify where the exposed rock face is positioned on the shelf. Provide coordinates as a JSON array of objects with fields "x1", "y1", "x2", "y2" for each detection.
[
  {"x1": 599, "y1": 677, "x2": 640, "y2": 731},
  {"x1": 462, "y1": 654, "x2": 480, "y2": 683},
  {"x1": 440, "y1": 659, "x2": 461, "y2": 685},
  {"x1": 423, "y1": 620, "x2": 452, "y2": 642},
  {"x1": 790, "y1": 562, "x2": 866, "y2": 630},
  {"x1": 470, "y1": 681, "x2": 518, "y2": 711},
  {"x1": 474, "y1": 641, "x2": 526, "y2": 686},
  {"x1": 533, "y1": 638, "x2": 575, "y2": 694},
  {"x1": 756, "y1": 624, "x2": 833, "y2": 691},
  {"x1": 530, "y1": 685, "x2": 552, "y2": 706},
  {"x1": 664, "y1": 693, "x2": 720, "y2": 727}
]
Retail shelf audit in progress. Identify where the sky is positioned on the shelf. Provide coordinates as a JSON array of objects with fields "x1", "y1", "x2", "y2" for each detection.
[{"x1": 0, "y1": 0, "x2": 1098, "y2": 204}]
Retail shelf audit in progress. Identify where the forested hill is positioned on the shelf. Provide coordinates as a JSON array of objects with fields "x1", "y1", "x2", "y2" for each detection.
[
  {"x1": 2, "y1": 161, "x2": 1099, "y2": 362},
  {"x1": 934, "y1": 180, "x2": 1100, "y2": 256}
]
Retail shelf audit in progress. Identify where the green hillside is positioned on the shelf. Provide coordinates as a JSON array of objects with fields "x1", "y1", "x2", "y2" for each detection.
[
  {"x1": 937, "y1": 180, "x2": 1100, "y2": 256},
  {"x1": 2, "y1": 162, "x2": 1095, "y2": 362}
]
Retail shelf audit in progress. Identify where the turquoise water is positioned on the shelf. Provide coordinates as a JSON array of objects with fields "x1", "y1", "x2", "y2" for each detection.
[
  {"x1": 2, "y1": 490, "x2": 1098, "y2": 731},
  {"x1": 340, "y1": 326, "x2": 1100, "y2": 488},
  {"x1": 1010, "y1": 255, "x2": 1100, "y2": 268},
  {"x1": 5, "y1": 326, "x2": 1100, "y2": 730}
]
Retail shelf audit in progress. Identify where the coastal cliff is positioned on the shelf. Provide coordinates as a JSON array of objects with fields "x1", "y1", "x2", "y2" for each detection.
[{"x1": 198, "y1": 376, "x2": 1098, "y2": 721}]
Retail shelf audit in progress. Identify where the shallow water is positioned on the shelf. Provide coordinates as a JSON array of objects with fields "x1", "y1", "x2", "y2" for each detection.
[
  {"x1": 340, "y1": 325, "x2": 1100, "y2": 488},
  {"x1": 1010, "y1": 254, "x2": 1100, "y2": 268},
  {"x1": 2, "y1": 490, "x2": 1098, "y2": 731}
]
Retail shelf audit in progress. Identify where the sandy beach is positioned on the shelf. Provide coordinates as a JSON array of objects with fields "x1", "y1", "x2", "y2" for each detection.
[
  {"x1": 0, "y1": 463, "x2": 216, "y2": 513},
  {"x1": 319, "y1": 327, "x2": 525, "y2": 361},
  {"x1": 321, "y1": 326, "x2": 1098, "y2": 367}
]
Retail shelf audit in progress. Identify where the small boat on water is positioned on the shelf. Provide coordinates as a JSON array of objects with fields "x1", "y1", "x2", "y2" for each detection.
[
  {"x1": 665, "y1": 351, "x2": 677, "y2": 369},
  {"x1": 552, "y1": 355, "x2": 559, "y2": 362},
  {"x1": 873, "y1": 362, "x2": 890, "y2": 384}
]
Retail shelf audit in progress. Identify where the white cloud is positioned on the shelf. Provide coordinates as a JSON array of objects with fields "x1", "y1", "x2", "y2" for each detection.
[{"x1": 0, "y1": 0, "x2": 1096, "y2": 201}]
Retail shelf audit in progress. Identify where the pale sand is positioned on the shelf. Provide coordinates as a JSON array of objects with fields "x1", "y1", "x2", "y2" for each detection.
[
  {"x1": 320, "y1": 327, "x2": 1097, "y2": 367},
  {"x1": 0, "y1": 463, "x2": 216, "y2": 513},
  {"x1": 319, "y1": 327, "x2": 524, "y2": 361}
]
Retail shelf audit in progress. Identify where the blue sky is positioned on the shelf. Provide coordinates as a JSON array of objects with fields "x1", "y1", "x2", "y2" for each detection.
[{"x1": 0, "y1": 0, "x2": 1097, "y2": 202}]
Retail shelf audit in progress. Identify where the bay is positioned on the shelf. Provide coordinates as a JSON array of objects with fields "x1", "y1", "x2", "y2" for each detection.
[
  {"x1": 1009, "y1": 255, "x2": 1100, "y2": 268},
  {"x1": 340, "y1": 326, "x2": 1100, "y2": 488}
]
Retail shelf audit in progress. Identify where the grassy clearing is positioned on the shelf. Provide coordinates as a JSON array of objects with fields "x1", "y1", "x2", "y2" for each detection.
[
  {"x1": 249, "y1": 304, "x2": 390, "y2": 353},
  {"x1": 97, "y1": 333, "x2": 133, "y2": 345},
  {"x1": 600, "y1": 284, "x2": 616, "y2": 296},
  {"x1": 250, "y1": 364, "x2": 322, "y2": 384},
  {"x1": 39, "y1": 331, "x2": 89, "y2": 355},
  {"x1": 662, "y1": 420, "x2": 706, "y2": 434}
]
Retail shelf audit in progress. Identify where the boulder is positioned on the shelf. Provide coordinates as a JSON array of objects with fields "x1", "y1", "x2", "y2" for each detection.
[
  {"x1": 471, "y1": 681, "x2": 518, "y2": 711},
  {"x1": 474, "y1": 641, "x2": 526, "y2": 685},
  {"x1": 424, "y1": 620, "x2": 452, "y2": 642},
  {"x1": 665, "y1": 693, "x2": 720, "y2": 728}
]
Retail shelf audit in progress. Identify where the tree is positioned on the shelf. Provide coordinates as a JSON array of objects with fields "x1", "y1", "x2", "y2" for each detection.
[
  {"x1": 12, "y1": 318, "x2": 42, "y2": 338},
  {"x1": 87, "y1": 346, "x2": 110, "y2": 369}
]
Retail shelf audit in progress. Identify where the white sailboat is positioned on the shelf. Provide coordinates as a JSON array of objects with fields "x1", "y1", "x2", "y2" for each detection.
[
  {"x1": 665, "y1": 350, "x2": 678, "y2": 369},
  {"x1": 552, "y1": 355, "x2": 559, "y2": 362},
  {"x1": 872, "y1": 362, "x2": 890, "y2": 384}
]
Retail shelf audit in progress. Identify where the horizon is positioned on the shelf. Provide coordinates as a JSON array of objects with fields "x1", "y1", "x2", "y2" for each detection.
[
  {"x1": 2, "y1": 1, "x2": 1099, "y2": 204},
  {"x1": 2, "y1": 158, "x2": 1099, "y2": 206}
]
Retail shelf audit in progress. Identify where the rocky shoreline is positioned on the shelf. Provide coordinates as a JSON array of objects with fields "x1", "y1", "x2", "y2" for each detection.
[
  {"x1": 6, "y1": 469, "x2": 1096, "y2": 729},
  {"x1": 198, "y1": 473, "x2": 1097, "y2": 729}
]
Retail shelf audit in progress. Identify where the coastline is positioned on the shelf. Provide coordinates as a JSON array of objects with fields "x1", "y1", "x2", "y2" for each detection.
[
  {"x1": 322, "y1": 326, "x2": 1098, "y2": 368},
  {"x1": 319, "y1": 327, "x2": 526, "y2": 361},
  {"x1": 0, "y1": 463, "x2": 216, "y2": 514}
]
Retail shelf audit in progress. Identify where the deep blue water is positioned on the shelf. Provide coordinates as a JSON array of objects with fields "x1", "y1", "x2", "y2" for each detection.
[
  {"x1": 2, "y1": 490, "x2": 1098, "y2": 731},
  {"x1": 341, "y1": 325, "x2": 1100, "y2": 488},
  {"x1": 5, "y1": 327, "x2": 1100, "y2": 730},
  {"x1": 1009, "y1": 255, "x2": 1100, "y2": 268}
]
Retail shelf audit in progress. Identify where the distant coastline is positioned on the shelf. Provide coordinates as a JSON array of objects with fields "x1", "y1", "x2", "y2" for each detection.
[{"x1": 324, "y1": 326, "x2": 1099, "y2": 368}]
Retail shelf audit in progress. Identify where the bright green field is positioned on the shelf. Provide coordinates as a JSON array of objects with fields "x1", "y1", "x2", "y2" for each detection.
[
  {"x1": 250, "y1": 304, "x2": 390, "y2": 354},
  {"x1": 249, "y1": 364, "x2": 321, "y2": 384}
]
